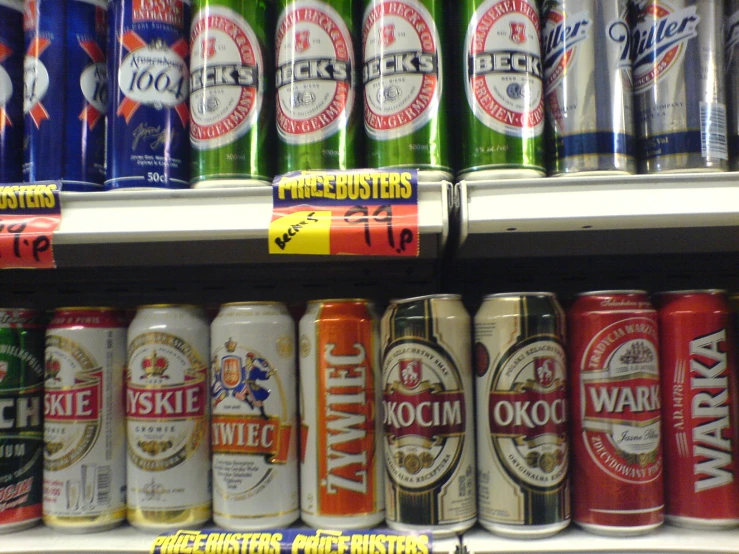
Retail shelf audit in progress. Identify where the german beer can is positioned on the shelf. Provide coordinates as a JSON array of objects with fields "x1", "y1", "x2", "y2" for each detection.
[
  {"x1": 568, "y1": 290, "x2": 664, "y2": 536},
  {"x1": 43, "y1": 308, "x2": 127, "y2": 532},
  {"x1": 0, "y1": 0, "x2": 25, "y2": 183},
  {"x1": 210, "y1": 302, "x2": 298, "y2": 530},
  {"x1": 726, "y1": 0, "x2": 739, "y2": 170},
  {"x1": 126, "y1": 304, "x2": 210, "y2": 531},
  {"x1": 23, "y1": 0, "x2": 107, "y2": 190},
  {"x1": 474, "y1": 292, "x2": 570, "y2": 538},
  {"x1": 0, "y1": 309, "x2": 44, "y2": 533},
  {"x1": 381, "y1": 294, "x2": 476, "y2": 537},
  {"x1": 656, "y1": 290, "x2": 739, "y2": 529},
  {"x1": 106, "y1": 0, "x2": 191, "y2": 190}
]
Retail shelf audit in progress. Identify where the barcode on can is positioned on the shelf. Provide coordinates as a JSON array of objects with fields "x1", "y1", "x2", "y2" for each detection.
[
  {"x1": 96, "y1": 466, "x2": 111, "y2": 507},
  {"x1": 700, "y1": 102, "x2": 728, "y2": 160}
]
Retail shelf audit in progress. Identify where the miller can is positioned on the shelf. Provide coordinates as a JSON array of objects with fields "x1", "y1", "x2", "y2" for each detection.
[
  {"x1": 23, "y1": 0, "x2": 107, "y2": 190},
  {"x1": 43, "y1": 308, "x2": 127, "y2": 532},
  {"x1": 726, "y1": 0, "x2": 739, "y2": 169},
  {"x1": 656, "y1": 290, "x2": 739, "y2": 529},
  {"x1": 362, "y1": 0, "x2": 451, "y2": 181},
  {"x1": 474, "y1": 292, "x2": 570, "y2": 538},
  {"x1": 126, "y1": 304, "x2": 210, "y2": 531},
  {"x1": 633, "y1": 0, "x2": 728, "y2": 173},
  {"x1": 381, "y1": 294, "x2": 476, "y2": 536},
  {"x1": 210, "y1": 302, "x2": 299, "y2": 529},
  {"x1": 0, "y1": 309, "x2": 44, "y2": 533},
  {"x1": 298, "y1": 299, "x2": 384, "y2": 529},
  {"x1": 542, "y1": 0, "x2": 636, "y2": 176},
  {"x1": 460, "y1": 0, "x2": 545, "y2": 180},
  {"x1": 568, "y1": 290, "x2": 664, "y2": 536},
  {"x1": 275, "y1": 0, "x2": 359, "y2": 172},
  {"x1": 106, "y1": 0, "x2": 191, "y2": 190},
  {"x1": 0, "y1": 0, "x2": 25, "y2": 183}
]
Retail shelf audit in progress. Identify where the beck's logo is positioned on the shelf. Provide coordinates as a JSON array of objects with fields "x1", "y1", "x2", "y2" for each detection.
[
  {"x1": 295, "y1": 30, "x2": 310, "y2": 53},
  {"x1": 381, "y1": 24, "x2": 396, "y2": 47},
  {"x1": 510, "y1": 22, "x2": 527, "y2": 44},
  {"x1": 142, "y1": 350, "x2": 169, "y2": 379},
  {"x1": 400, "y1": 359, "x2": 421, "y2": 389},
  {"x1": 201, "y1": 37, "x2": 216, "y2": 59}
]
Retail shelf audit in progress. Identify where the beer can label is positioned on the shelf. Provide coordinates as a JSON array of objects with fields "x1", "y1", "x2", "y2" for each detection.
[
  {"x1": 0, "y1": 0, "x2": 24, "y2": 182},
  {"x1": 726, "y1": 6, "x2": 739, "y2": 161}
]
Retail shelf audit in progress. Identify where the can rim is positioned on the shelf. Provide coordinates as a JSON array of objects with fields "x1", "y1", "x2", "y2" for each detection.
[
  {"x1": 575, "y1": 290, "x2": 648, "y2": 297},
  {"x1": 482, "y1": 292, "x2": 556, "y2": 299},
  {"x1": 306, "y1": 298, "x2": 371, "y2": 305},
  {"x1": 136, "y1": 304, "x2": 204, "y2": 310},
  {"x1": 220, "y1": 301, "x2": 286, "y2": 307},
  {"x1": 653, "y1": 289, "x2": 727, "y2": 295},
  {"x1": 53, "y1": 306, "x2": 119, "y2": 312},
  {"x1": 390, "y1": 294, "x2": 462, "y2": 304}
]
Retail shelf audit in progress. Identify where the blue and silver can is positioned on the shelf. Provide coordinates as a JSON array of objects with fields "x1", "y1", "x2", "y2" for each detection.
[
  {"x1": 106, "y1": 0, "x2": 190, "y2": 190},
  {"x1": 0, "y1": 1, "x2": 24, "y2": 183}
]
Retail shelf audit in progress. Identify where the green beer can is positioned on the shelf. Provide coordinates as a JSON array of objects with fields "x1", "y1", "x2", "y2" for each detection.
[
  {"x1": 459, "y1": 0, "x2": 545, "y2": 179},
  {"x1": 190, "y1": 0, "x2": 274, "y2": 186}
]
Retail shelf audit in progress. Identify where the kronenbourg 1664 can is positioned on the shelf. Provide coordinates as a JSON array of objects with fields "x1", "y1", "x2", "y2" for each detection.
[
  {"x1": 0, "y1": 0, "x2": 25, "y2": 183},
  {"x1": 725, "y1": 0, "x2": 739, "y2": 170}
]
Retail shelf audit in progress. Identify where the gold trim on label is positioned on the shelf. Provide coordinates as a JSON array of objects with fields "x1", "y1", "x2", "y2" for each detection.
[
  {"x1": 43, "y1": 508, "x2": 126, "y2": 530},
  {"x1": 221, "y1": 301, "x2": 286, "y2": 307},
  {"x1": 52, "y1": 306, "x2": 117, "y2": 312},
  {"x1": 127, "y1": 503, "x2": 211, "y2": 528},
  {"x1": 213, "y1": 508, "x2": 299, "y2": 519}
]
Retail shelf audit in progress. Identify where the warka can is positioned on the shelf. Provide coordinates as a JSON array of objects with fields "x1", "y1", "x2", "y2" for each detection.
[
  {"x1": 726, "y1": 0, "x2": 739, "y2": 170},
  {"x1": 0, "y1": 0, "x2": 25, "y2": 183}
]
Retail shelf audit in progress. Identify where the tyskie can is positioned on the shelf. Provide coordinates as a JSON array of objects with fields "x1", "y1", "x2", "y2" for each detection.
[
  {"x1": 0, "y1": 309, "x2": 44, "y2": 533},
  {"x1": 726, "y1": 0, "x2": 739, "y2": 170},
  {"x1": 298, "y1": 299, "x2": 384, "y2": 529},
  {"x1": 656, "y1": 290, "x2": 739, "y2": 529},
  {"x1": 381, "y1": 294, "x2": 476, "y2": 537},
  {"x1": 474, "y1": 292, "x2": 570, "y2": 538},
  {"x1": 568, "y1": 290, "x2": 664, "y2": 536},
  {"x1": 542, "y1": 0, "x2": 636, "y2": 176},
  {"x1": 460, "y1": 0, "x2": 545, "y2": 180},
  {"x1": 23, "y1": 0, "x2": 107, "y2": 190},
  {"x1": 210, "y1": 302, "x2": 298, "y2": 530},
  {"x1": 125, "y1": 305, "x2": 210, "y2": 531},
  {"x1": 0, "y1": 0, "x2": 25, "y2": 183},
  {"x1": 43, "y1": 308, "x2": 127, "y2": 533},
  {"x1": 633, "y1": 0, "x2": 728, "y2": 173},
  {"x1": 362, "y1": 0, "x2": 451, "y2": 181},
  {"x1": 275, "y1": 0, "x2": 359, "y2": 172},
  {"x1": 106, "y1": 0, "x2": 191, "y2": 190}
]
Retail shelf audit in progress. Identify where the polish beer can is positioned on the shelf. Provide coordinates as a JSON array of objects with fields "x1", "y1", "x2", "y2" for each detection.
[
  {"x1": 43, "y1": 308, "x2": 127, "y2": 532},
  {"x1": 474, "y1": 292, "x2": 570, "y2": 538},
  {"x1": 726, "y1": 0, "x2": 739, "y2": 170},
  {"x1": 656, "y1": 290, "x2": 739, "y2": 529},
  {"x1": 126, "y1": 304, "x2": 210, "y2": 531},
  {"x1": 381, "y1": 294, "x2": 476, "y2": 537},
  {"x1": 0, "y1": 0, "x2": 25, "y2": 183},
  {"x1": 298, "y1": 299, "x2": 384, "y2": 529},
  {"x1": 568, "y1": 290, "x2": 664, "y2": 536},
  {"x1": 210, "y1": 302, "x2": 299, "y2": 529}
]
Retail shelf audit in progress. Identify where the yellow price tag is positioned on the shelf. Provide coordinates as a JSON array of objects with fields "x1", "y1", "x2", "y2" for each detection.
[{"x1": 268, "y1": 210, "x2": 332, "y2": 255}]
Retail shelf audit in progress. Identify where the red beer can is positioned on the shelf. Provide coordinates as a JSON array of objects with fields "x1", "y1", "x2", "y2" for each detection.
[
  {"x1": 568, "y1": 290, "x2": 664, "y2": 536},
  {"x1": 657, "y1": 290, "x2": 739, "y2": 529}
]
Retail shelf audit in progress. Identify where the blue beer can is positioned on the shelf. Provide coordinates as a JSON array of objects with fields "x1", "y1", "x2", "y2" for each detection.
[
  {"x1": 106, "y1": 0, "x2": 190, "y2": 190},
  {"x1": 23, "y1": 0, "x2": 108, "y2": 191},
  {"x1": 0, "y1": 1, "x2": 24, "y2": 183}
]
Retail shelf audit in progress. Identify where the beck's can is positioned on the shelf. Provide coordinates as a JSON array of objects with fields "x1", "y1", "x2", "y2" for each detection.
[
  {"x1": 210, "y1": 302, "x2": 299, "y2": 530},
  {"x1": 125, "y1": 305, "x2": 211, "y2": 531},
  {"x1": 568, "y1": 290, "x2": 664, "y2": 536},
  {"x1": 381, "y1": 294, "x2": 476, "y2": 537},
  {"x1": 43, "y1": 308, "x2": 127, "y2": 532},
  {"x1": 0, "y1": 0, "x2": 25, "y2": 183},
  {"x1": 474, "y1": 293, "x2": 570, "y2": 538},
  {"x1": 726, "y1": 0, "x2": 739, "y2": 170},
  {"x1": 298, "y1": 299, "x2": 384, "y2": 529},
  {"x1": 656, "y1": 290, "x2": 739, "y2": 529}
]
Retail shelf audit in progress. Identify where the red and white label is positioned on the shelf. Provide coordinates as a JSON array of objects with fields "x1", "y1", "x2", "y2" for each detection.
[{"x1": 132, "y1": 0, "x2": 185, "y2": 28}]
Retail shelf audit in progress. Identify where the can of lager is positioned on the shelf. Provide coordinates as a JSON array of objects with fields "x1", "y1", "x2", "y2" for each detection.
[
  {"x1": 633, "y1": 0, "x2": 728, "y2": 173},
  {"x1": 381, "y1": 294, "x2": 476, "y2": 537},
  {"x1": 0, "y1": 309, "x2": 44, "y2": 533},
  {"x1": 474, "y1": 292, "x2": 570, "y2": 538},
  {"x1": 726, "y1": 0, "x2": 739, "y2": 170},
  {"x1": 126, "y1": 304, "x2": 210, "y2": 531},
  {"x1": 43, "y1": 308, "x2": 127, "y2": 533},
  {"x1": 298, "y1": 299, "x2": 384, "y2": 529},
  {"x1": 210, "y1": 302, "x2": 299, "y2": 530},
  {"x1": 275, "y1": 0, "x2": 359, "y2": 172},
  {"x1": 0, "y1": 0, "x2": 25, "y2": 183},
  {"x1": 190, "y1": 0, "x2": 274, "y2": 186}
]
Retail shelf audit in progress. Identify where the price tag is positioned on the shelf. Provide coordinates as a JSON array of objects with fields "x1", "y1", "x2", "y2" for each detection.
[{"x1": 269, "y1": 169, "x2": 419, "y2": 256}]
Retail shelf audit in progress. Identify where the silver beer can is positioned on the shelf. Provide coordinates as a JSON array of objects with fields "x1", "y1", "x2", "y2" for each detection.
[{"x1": 725, "y1": 0, "x2": 739, "y2": 169}]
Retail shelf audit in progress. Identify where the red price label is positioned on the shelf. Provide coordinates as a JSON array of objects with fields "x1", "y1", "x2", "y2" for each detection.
[{"x1": 334, "y1": 204, "x2": 417, "y2": 255}]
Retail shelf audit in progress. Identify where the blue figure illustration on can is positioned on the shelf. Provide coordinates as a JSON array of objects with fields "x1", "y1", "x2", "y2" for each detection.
[{"x1": 213, "y1": 342, "x2": 274, "y2": 421}]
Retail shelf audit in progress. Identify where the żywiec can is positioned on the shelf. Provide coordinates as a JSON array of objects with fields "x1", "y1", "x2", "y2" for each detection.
[
  {"x1": 23, "y1": 0, "x2": 107, "y2": 190},
  {"x1": 474, "y1": 293, "x2": 570, "y2": 538},
  {"x1": 275, "y1": 0, "x2": 359, "y2": 172},
  {"x1": 460, "y1": 0, "x2": 545, "y2": 180},
  {"x1": 568, "y1": 290, "x2": 664, "y2": 536},
  {"x1": 43, "y1": 308, "x2": 127, "y2": 532},
  {"x1": 726, "y1": 0, "x2": 739, "y2": 170},
  {"x1": 381, "y1": 294, "x2": 476, "y2": 537},
  {"x1": 633, "y1": 0, "x2": 728, "y2": 173},
  {"x1": 656, "y1": 290, "x2": 739, "y2": 529},
  {"x1": 362, "y1": 0, "x2": 451, "y2": 181},
  {"x1": 0, "y1": 309, "x2": 44, "y2": 533},
  {"x1": 106, "y1": 0, "x2": 191, "y2": 190},
  {"x1": 210, "y1": 302, "x2": 299, "y2": 529},
  {"x1": 298, "y1": 299, "x2": 384, "y2": 529},
  {"x1": 0, "y1": 0, "x2": 25, "y2": 183},
  {"x1": 126, "y1": 305, "x2": 210, "y2": 531},
  {"x1": 542, "y1": 0, "x2": 635, "y2": 176}
]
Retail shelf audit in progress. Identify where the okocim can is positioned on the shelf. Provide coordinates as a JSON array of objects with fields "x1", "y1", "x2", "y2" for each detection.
[
  {"x1": 568, "y1": 290, "x2": 663, "y2": 536},
  {"x1": 43, "y1": 308, "x2": 127, "y2": 533},
  {"x1": 126, "y1": 305, "x2": 210, "y2": 531},
  {"x1": 210, "y1": 302, "x2": 299, "y2": 530},
  {"x1": 0, "y1": 0, "x2": 25, "y2": 183},
  {"x1": 298, "y1": 299, "x2": 384, "y2": 529},
  {"x1": 474, "y1": 293, "x2": 570, "y2": 538},
  {"x1": 726, "y1": 0, "x2": 739, "y2": 170},
  {"x1": 656, "y1": 290, "x2": 739, "y2": 529},
  {"x1": 381, "y1": 294, "x2": 476, "y2": 536}
]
